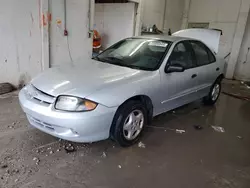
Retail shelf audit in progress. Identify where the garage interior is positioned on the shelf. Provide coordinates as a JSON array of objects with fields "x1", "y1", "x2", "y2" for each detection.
[{"x1": 0, "y1": 0, "x2": 250, "y2": 188}]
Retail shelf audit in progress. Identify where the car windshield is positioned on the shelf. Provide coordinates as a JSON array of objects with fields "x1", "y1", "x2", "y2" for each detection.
[{"x1": 94, "y1": 38, "x2": 171, "y2": 71}]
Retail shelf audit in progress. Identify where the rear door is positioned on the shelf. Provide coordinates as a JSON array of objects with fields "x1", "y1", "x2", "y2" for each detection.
[{"x1": 189, "y1": 40, "x2": 219, "y2": 98}]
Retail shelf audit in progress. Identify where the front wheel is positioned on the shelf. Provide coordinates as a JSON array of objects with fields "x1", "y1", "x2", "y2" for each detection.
[
  {"x1": 203, "y1": 79, "x2": 222, "y2": 105},
  {"x1": 110, "y1": 101, "x2": 147, "y2": 147}
]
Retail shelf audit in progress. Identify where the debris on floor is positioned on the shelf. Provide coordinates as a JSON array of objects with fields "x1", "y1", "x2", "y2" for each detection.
[
  {"x1": 138, "y1": 141, "x2": 146, "y2": 148},
  {"x1": 194, "y1": 125, "x2": 203, "y2": 130},
  {"x1": 176, "y1": 129, "x2": 186, "y2": 134},
  {"x1": 33, "y1": 157, "x2": 40, "y2": 165},
  {"x1": 64, "y1": 144, "x2": 76, "y2": 153},
  {"x1": 241, "y1": 81, "x2": 250, "y2": 89},
  {"x1": 246, "y1": 83, "x2": 250, "y2": 89},
  {"x1": 1, "y1": 164, "x2": 8, "y2": 169},
  {"x1": 1, "y1": 80, "x2": 250, "y2": 188},
  {"x1": 211, "y1": 126, "x2": 225, "y2": 133},
  {"x1": 102, "y1": 152, "x2": 107, "y2": 158},
  {"x1": 3, "y1": 168, "x2": 20, "y2": 178}
]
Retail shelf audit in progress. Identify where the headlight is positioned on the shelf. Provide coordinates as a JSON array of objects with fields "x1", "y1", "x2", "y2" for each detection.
[{"x1": 55, "y1": 96, "x2": 98, "y2": 112}]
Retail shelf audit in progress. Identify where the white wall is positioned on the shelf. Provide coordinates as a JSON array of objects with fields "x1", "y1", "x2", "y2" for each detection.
[
  {"x1": 141, "y1": 0, "x2": 243, "y2": 55},
  {"x1": 235, "y1": 10, "x2": 250, "y2": 81},
  {"x1": 49, "y1": 0, "x2": 93, "y2": 67},
  {"x1": 0, "y1": 0, "x2": 43, "y2": 86},
  {"x1": 186, "y1": 0, "x2": 250, "y2": 80},
  {"x1": 142, "y1": 0, "x2": 166, "y2": 30},
  {"x1": 1, "y1": 0, "x2": 249, "y2": 84},
  {"x1": 0, "y1": 0, "x2": 93, "y2": 86},
  {"x1": 163, "y1": 0, "x2": 185, "y2": 33},
  {"x1": 187, "y1": 0, "x2": 242, "y2": 58},
  {"x1": 94, "y1": 3, "x2": 136, "y2": 49},
  {"x1": 142, "y1": 0, "x2": 184, "y2": 33}
]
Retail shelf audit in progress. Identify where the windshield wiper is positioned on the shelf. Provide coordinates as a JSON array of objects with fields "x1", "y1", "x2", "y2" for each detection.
[
  {"x1": 126, "y1": 64, "x2": 153, "y2": 71},
  {"x1": 92, "y1": 56, "x2": 99, "y2": 60},
  {"x1": 104, "y1": 56, "x2": 126, "y2": 63},
  {"x1": 98, "y1": 56, "x2": 153, "y2": 71},
  {"x1": 106, "y1": 61, "x2": 152, "y2": 71},
  {"x1": 93, "y1": 56, "x2": 107, "y2": 63}
]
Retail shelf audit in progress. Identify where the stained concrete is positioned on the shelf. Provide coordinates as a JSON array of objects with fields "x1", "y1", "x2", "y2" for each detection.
[{"x1": 0, "y1": 82, "x2": 250, "y2": 188}]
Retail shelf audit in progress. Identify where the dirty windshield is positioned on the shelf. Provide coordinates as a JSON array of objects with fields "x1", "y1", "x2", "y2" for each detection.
[{"x1": 95, "y1": 38, "x2": 171, "y2": 71}]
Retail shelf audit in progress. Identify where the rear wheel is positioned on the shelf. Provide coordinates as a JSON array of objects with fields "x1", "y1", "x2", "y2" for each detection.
[
  {"x1": 203, "y1": 79, "x2": 222, "y2": 105},
  {"x1": 110, "y1": 100, "x2": 147, "y2": 147}
]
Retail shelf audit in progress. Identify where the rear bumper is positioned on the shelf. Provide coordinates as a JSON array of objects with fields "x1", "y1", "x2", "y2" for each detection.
[{"x1": 19, "y1": 88, "x2": 117, "y2": 143}]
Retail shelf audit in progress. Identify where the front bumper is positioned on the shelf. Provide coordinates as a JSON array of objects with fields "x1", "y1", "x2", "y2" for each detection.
[{"x1": 19, "y1": 88, "x2": 117, "y2": 143}]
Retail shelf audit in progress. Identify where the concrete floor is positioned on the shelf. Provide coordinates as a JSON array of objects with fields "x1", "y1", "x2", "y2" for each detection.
[{"x1": 0, "y1": 82, "x2": 250, "y2": 188}]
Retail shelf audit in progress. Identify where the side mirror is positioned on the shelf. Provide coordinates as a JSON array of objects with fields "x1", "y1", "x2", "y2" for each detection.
[{"x1": 165, "y1": 64, "x2": 185, "y2": 73}]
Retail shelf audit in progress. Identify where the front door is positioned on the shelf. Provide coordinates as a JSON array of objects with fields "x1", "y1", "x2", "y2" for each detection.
[{"x1": 160, "y1": 41, "x2": 199, "y2": 112}]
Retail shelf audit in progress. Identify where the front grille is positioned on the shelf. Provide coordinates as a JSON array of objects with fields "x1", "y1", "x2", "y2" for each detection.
[
  {"x1": 30, "y1": 85, "x2": 55, "y2": 105},
  {"x1": 34, "y1": 86, "x2": 54, "y2": 98},
  {"x1": 33, "y1": 97, "x2": 51, "y2": 105}
]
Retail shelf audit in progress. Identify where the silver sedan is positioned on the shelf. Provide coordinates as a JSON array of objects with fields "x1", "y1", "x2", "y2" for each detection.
[{"x1": 19, "y1": 29, "x2": 225, "y2": 147}]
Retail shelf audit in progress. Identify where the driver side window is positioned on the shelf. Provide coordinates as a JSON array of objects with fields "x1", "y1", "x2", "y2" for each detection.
[{"x1": 168, "y1": 42, "x2": 195, "y2": 69}]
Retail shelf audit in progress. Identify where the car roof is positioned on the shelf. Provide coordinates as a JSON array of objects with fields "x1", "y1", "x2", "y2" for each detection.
[{"x1": 133, "y1": 34, "x2": 192, "y2": 42}]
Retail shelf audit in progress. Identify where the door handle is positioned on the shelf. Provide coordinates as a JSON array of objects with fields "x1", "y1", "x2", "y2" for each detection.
[
  {"x1": 191, "y1": 74, "x2": 197, "y2": 79},
  {"x1": 216, "y1": 68, "x2": 220, "y2": 71}
]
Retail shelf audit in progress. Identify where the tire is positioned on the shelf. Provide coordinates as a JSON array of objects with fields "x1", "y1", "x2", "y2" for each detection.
[
  {"x1": 203, "y1": 78, "x2": 222, "y2": 105},
  {"x1": 110, "y1": 100, "x2": 148, "y2": 147}
]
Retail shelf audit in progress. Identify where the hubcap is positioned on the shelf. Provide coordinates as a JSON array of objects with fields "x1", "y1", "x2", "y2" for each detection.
[
  {"x1": 212, "y1": 84, "x2": 220, "y2": 101},
  {"x1": 123, "y1": 110, "x2": 144, "y2": 141}
]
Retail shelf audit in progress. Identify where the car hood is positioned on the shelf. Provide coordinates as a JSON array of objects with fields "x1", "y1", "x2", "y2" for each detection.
[{"x1": 32, "y1": 60, "x2": 146, "y2": 98}]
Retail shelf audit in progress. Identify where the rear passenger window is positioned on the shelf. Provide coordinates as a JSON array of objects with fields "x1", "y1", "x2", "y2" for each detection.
[
  {"x1": 190, "y1": 41, "x2": 215, "y2": 66},
  {"x1": 207, "y1": 48, "x2": 216, "y2": 62}
]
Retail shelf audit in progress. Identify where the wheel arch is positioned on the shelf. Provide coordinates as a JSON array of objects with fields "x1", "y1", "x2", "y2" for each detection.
[
  {"x1": 119, "y1": 95, "x2": 153, "y2": 123},
  {"x1": 217, "y1": 73, "x2": 224, "y2": 82},
  {"x1": 110, "y1": 95, "x2": 154, "y2": 138}
]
